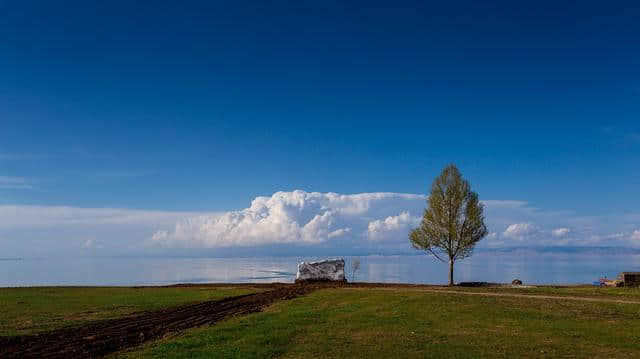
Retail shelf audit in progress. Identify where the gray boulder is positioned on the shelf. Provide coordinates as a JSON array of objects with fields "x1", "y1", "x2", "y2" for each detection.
[{"x1": 295, "y1": 259, "x2": 346, "y2": 282}]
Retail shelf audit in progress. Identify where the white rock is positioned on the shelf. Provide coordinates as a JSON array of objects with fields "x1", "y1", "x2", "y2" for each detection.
[{"x1": 295, "y1": 259, "x2": 346, "y2": 282}]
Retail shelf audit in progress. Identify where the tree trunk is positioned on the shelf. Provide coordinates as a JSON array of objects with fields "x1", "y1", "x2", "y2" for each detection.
[{"x1": 448, "y1": 259, "x2": 454, "y2": 286}]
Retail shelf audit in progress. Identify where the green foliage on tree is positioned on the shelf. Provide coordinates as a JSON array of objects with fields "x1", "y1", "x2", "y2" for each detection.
[{"x1": 409, "y1": 164, "x2": 488, "y2": 286}]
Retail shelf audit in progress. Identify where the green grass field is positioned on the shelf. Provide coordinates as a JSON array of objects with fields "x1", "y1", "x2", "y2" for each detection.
[
  {"x1": 119, "y1": 287, "x2": 640, "y2": 358},
  {"x1": 4, "y1": 285, "x2": 640, "y2": 358},
  {"x1": 0, "y1": 286, "x2": 257, "y2": 336}
]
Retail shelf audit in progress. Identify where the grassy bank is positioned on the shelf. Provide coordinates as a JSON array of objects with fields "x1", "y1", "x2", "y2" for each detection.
[
  {"x1": 0, "y1": 286, "x2": 258, "y2": 336},
  {"x1": 120, "y1": 286, "x2": 640, "y2": 358}
]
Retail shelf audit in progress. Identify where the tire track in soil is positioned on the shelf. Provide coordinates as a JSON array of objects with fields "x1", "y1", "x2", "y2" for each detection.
[{"x1": 0, "y1": 283, "x2": 328, "y2": 359}]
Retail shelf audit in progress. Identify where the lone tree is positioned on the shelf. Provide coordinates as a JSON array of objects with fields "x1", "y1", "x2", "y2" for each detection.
[{"x1": 409, "y1": 164, "x2": 487, "y2": 286}]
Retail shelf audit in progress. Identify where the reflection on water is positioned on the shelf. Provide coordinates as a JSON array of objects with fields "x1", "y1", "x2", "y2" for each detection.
[{"x1": 2, "y1": 253, "x2": 640, "y2": 286}]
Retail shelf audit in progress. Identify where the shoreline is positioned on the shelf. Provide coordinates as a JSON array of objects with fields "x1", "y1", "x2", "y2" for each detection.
[{"x1": 0, "y1": 281, "x2": 603, "y2": 289}]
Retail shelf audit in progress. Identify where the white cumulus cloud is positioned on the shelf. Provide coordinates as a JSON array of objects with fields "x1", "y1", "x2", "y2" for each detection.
[
  {"x1": 503, "y1": 223, "x2": 537, "y2": 239},
  {"x1": 151, "y1": 190, "x2": 426, "y2": 248},
  {"x1": 327, "y1": 228, "x2": 351, "y2": 238},
  {"x1": 367, "y1": 211, "x2": 418, "y2": 241},
  {"x1": 552, "y1": 227, "x2": 570, "y2": 237}
]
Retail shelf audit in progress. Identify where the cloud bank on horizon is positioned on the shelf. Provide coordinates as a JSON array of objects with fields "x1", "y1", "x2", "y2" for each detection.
[
  {"x1": 151, "y1": 191, "x2": 425, "y2": 248},
  {"x1": 150, "y1": 190, "x2": 640, "y2": 252},
  {"x1": 1, "y1": 190, "x2": 640, "y2": 257}
]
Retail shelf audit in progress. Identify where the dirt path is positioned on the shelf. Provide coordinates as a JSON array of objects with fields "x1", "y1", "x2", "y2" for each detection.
[
  {"x1": 427, "y1": 289, "x2": 640, "y2": 304},
  {"x1": 347, "y1": 284, "x2": 640, "y2": 305},
  {"x1": 0, "y1": 283, "x2": 323, "y2": 359}
]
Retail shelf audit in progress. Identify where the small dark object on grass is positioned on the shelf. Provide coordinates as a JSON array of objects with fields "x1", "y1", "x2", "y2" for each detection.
[
  {"x1": 599, "y1": 276, "x2": 624, "y2": 287},
  {"x1": 457, "y1": 282, "x2": 490, "y2": 287},
  {"x1": 512, "y1": 279, "x2": 523, "y2": 285}
]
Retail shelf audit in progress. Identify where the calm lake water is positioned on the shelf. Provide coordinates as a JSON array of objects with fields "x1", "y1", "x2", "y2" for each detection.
[{"x1": 2, "y1": 253, "x2": 640, "y2": 287}]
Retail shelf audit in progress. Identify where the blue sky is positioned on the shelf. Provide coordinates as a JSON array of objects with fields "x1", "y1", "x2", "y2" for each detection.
[{"x1": 1, "y1": 1, "x2": 639, "y2": 256}]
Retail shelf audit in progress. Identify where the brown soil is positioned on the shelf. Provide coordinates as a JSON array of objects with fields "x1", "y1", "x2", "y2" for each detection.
[{"x1": 0, "y1": 282, "x2": 331, "y2": 359}]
